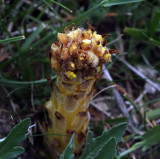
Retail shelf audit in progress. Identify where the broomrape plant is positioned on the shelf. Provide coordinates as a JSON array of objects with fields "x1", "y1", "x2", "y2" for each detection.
[{"x1": 44, "y1": 23, "x2": 119, "y2": 157}]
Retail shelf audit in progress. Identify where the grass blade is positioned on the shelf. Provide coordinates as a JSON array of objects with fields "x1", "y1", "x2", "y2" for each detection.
[
  {"x1": 0, "y1": 36, "x2": 25, "y2": 44},
  {"x1": 42, "y1": 0, "x2": 63, "y2": 22},
  {"x1": 0, "y1": 76, "x2": 56, "y2": 87},
  {"x1": 149, "y1": 8, "x2": 160, "y2": 37},
  {"x1": 47, "y1": 0, "x2": 72, "y2": 13},
  {"x1": 101, "y1": 0, "x2": 144, "y2": 7},
  {"x1": 21, "y1": 23, "x2": 45, "y2": 52}
]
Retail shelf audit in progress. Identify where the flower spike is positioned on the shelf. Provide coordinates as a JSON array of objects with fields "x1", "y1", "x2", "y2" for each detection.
[{"x1": 44, "y1": 23, "x2": 118, "y2": 157}]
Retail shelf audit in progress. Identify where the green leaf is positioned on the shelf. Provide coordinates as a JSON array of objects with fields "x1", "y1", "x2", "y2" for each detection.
[
  {"x1": 0, "y1": 36, "x2": 25, "y2": 44},
  {"x1": 80, "y1": 122, "x2": 127, "y2": 159},
  {"x1": 0, "y1": 118, "x2": 30, "y2": 159},
  {"x1": 125, "y1": 27, "x2": 160, "y2": 47},
  {"x1": 106, "y1": 117, "x2": 128, "y2": 125},
  {"x1": 101, "y1": 0, "x2": 144, "y2": 7},
  {"x1": 94, "y1": 138, "x2": 117, "y2": 159},
  {"x1": 60, "y1": 134, "x2": 75, "y2": 159},
  {"x1": 149, "y1": 8, "x2": 160, "y2": 37},
  {"x1": 120, "y1": 125, "x2": 160, "y2": 157},
  {"x1": 124, "y1": 27, "x2": 147, "y2": 40},
  {"x1": 147, "y1": 108, "x2": 160, "y2": 120},
  {"x1": 141, "y1": 125, "x2": 160, "y2": 151},
  {"x1": 0, "y1": 146, "x2": 25, "y2": 159}
]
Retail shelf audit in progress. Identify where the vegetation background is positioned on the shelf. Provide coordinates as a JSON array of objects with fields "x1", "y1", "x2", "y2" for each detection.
[{"x1": 0, "y1": 0, "x2": 160, "y2": 159}]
